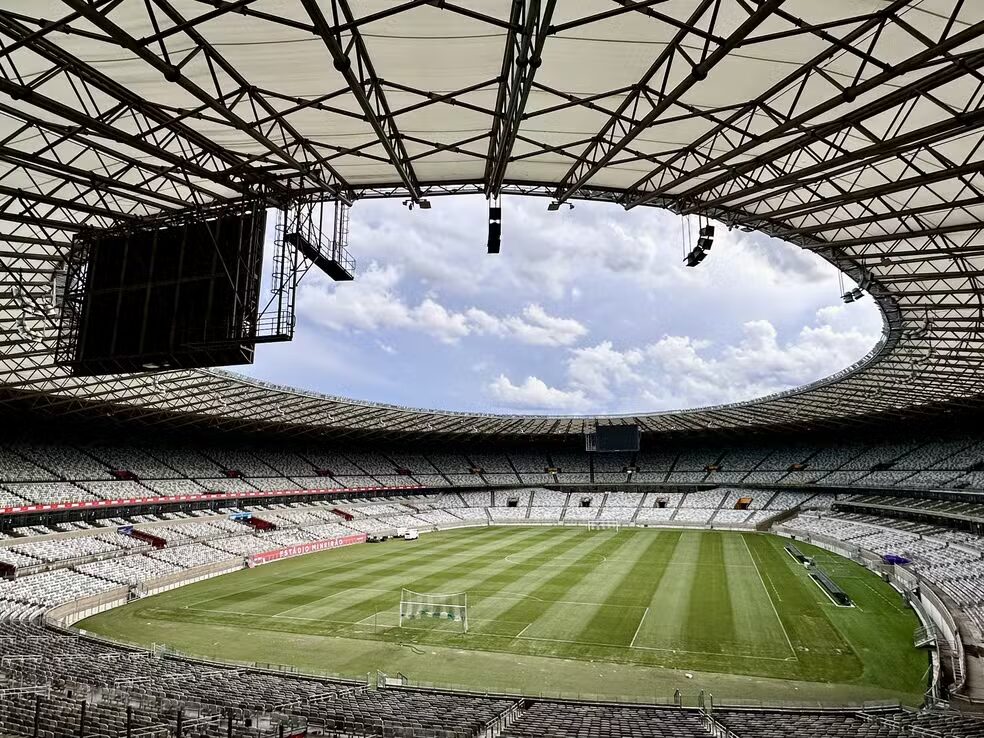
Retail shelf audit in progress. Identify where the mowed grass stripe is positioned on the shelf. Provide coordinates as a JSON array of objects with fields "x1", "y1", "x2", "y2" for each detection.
[
  {"x1": 517, "y1": 530, "x2": 655, "y2": 644},
  {"x1": 337, "y1": 526, "x2": 593, "y2": 630},
  {"x1": 272, "y1": 526, "x2": 566, "y2": 627},
  {"x1": 185, "y1": 526, "x2": 516, "y2": 616},
  {"x1": 180, "y1": 526, "x2": 507, "y2": 613},
  {"x1": 634, "y1": 530, "x2": 700, "y2": 649},
  {"x1": 169, "y1": 527, "x2": 535, "y2": 625},
  {"x1": 487, "y1": 530, "x2": 628, "y2": 648},
  {"x1": 388, "y1": 527, "x2": 603, "y2": 638},
  {"x1": 273, "y1": 526, "x2": 561, "y2": 619},
  {"x1": 429, "y1": 527, "x2": 625, "y2": 631},
  {"x1": 722, "y1": 533, "x2": 794, "y2": 659},
  {"x1": 173, "y1": 527, "x2": 558, "y2": 633},
  {"x1": 575, "y1": 530, "x2": 682, "y2": 647},
  {"x1": 682, "y1": 532, "x2": 735, "y2": 655}
]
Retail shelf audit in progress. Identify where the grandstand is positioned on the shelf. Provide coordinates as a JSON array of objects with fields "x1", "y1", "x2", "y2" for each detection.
[{"x1": 2, "y1": 1, "x2": 984, "y2": 736}]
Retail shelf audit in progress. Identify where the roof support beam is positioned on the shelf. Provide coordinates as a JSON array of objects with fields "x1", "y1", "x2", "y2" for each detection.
[
  {"x1": 552, "y1": 0, "x2": 786, "y2": 205},
  {"x1": 755, "y1": 159, "x2": 983, "y2": 223},
  {"x1": 774, "y1": 196, "x2": 984, "y2": 237},
  {"x1": 60, "y1": 0, "x2": 352, "y2": 204},
  {"x1": 484, "y1": 0, "x2": 555, "y2": 197},
  {"x1": 300, "y1": 0, "x2": 423, "y2": 203},
  {"x1": 693, "y1": 107, "x2": 984, "y2": 215},
  {"x1": 626, "y1": 14, "x2": 984, "y2": 210}
]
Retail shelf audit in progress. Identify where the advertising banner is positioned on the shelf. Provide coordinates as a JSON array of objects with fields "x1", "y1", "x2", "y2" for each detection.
[{"x1": 249, "y1": 533, "x2": 367, "y2": 565}]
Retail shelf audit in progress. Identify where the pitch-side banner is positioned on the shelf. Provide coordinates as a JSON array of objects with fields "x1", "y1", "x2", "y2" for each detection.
[{"x1": 249, "y1": 533, "x2": 367, "y2": 566}]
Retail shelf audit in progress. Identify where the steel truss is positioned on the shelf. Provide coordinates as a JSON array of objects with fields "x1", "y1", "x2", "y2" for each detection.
[{"x1": 0, "y1": 0, "x2": 982, "y2": 440}]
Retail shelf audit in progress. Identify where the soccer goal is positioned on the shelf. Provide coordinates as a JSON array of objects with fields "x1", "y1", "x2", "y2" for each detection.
[
  {"x1": 399, "y1": 589, "x2": 468, "y2": 632},
  {"x1": 588, "y1": 521, "x2": 621, "y2": 532}
]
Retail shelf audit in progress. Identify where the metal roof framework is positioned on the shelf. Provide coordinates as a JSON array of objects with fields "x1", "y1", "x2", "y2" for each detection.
[{"x1": 0, "y1": 0, "x2": 982, "y2": 441}]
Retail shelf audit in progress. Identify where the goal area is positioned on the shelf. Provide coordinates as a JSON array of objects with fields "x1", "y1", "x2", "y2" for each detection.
[{"x1": 399, "y1": 589, "x2": 468, "y2": 632}]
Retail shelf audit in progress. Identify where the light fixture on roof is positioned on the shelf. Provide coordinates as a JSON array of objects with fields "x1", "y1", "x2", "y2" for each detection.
[
  {"x1": 547, "y1": 201, "x2": 573, "y2": 212},
  {"x1": 402, "y1": 198, "x2": 430, "y2": 210},
  {"x1": 841, "y1": 287, "x2": 864, "y2": 303},
  {"x1": 683, "y1": 217, "x2": 715, "y2": 268},
  {"x1": 487, "y1": 198, "x2": 502, "y2": 254},
  {"x1": 684, "y1": 247, "x2": 707, "y2": 267}
]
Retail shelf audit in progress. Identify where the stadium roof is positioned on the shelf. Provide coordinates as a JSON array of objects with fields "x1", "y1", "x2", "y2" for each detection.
[{"x1": 1, "y1": 0, "x2": 983, "y2": 441}]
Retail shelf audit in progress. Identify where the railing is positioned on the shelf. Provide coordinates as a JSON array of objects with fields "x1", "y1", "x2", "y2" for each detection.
[
  {"x1": 858, "y1": 709, "x2": 945, "y2": 737},
  {"x1": 699, "y1": 711, "x2": 742, "y2": 738}
]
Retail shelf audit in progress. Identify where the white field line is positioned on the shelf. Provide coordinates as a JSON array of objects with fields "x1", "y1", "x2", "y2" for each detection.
[
  {"x1": 629, "y1": 607, "x2": 649, "y2": 648},
  {"x1": 760, "y1": 567, "x2": 784, "y2": 604},
  {"x1": 514, "y1": 623, "x2": 532, "y2": 639},
  {"x1": 741, "y1": 535, "x2": 797, "y2": 659}
]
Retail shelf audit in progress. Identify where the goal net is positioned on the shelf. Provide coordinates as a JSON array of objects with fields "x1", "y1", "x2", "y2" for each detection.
[
  {"x1": 399, "y1": 589, "x2": 468, "y2": 632},
  {"x1": 588, "y1": 521, "x2": 620, "y2": 531}
]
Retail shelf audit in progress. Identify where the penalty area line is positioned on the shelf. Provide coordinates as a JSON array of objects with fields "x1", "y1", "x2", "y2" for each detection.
[{"x1": 630, "y1": 607, "x2": 649, "y2": 648}]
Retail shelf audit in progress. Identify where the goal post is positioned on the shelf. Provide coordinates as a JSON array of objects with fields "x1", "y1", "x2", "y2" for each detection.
[
  {"x1": 399, "y1": 589, "x2": 468, "y2": 632},
  {"x1": 588, "y1": 521, "x2": 620, "y2": 532}
]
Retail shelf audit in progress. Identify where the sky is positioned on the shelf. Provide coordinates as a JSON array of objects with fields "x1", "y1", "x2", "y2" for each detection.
[{"x1": 235, "y1": 195, "x2": 884, "y2": 416}]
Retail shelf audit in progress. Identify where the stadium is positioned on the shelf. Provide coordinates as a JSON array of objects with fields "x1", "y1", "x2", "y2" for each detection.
[{"x1": 1, "y1": 1, "x2": 984, "y2": 736}]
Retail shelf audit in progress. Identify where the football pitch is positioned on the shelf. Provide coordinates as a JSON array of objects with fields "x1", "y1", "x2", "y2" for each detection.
[{"x1": 80, "y1": 527, "x2": 928, "y2": 705}]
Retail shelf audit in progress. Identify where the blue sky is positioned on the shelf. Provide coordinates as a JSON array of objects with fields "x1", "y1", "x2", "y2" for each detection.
[{"x1": 236, "y1": 195, "x2": 883, "y2": 415}]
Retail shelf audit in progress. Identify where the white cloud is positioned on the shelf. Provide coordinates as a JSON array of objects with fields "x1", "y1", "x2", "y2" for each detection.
[
  {"x1": 243, "y1": 195, "x2": 885, "y2": 415},
  {"x1": 297, "y1": 264, "x2": 587, "y2": 347},
  {"x1": 486, "y1": 306, "x2": 881, "y2": 413},
  {"x1": 488, "y1": 375, "x2": 591, "y2": 412},
  {"x1": 506, "y1": 304, "x2": 588, "y2": 347},
  {"x1": 411, "y1": 297, "x2": 471, "y2": 343}
]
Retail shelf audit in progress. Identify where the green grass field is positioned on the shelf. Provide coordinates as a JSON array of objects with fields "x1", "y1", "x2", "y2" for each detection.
[{"x1": 80, "y1": 527, "x2": 928, "y2": 705}]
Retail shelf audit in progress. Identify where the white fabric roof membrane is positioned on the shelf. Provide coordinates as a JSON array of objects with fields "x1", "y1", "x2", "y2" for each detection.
[{"x1": 0, "y1": 0, "x2": 982, "y2": 438}]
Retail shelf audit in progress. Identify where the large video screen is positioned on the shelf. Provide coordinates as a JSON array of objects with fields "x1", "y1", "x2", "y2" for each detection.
[{"x1": 594, "y1": 424, "x2": 640, "y2": 452}]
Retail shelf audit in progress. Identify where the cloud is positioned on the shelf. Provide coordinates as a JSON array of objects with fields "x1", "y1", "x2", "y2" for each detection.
[
  {"x1": 297, "y1": 264, "x2": 587, "y2": 346},
  {"x1": 488, "y1": 375, "x2": 591, "y2": 412},
  {"x1": 486, "y1": 306, "x2": 881, "y2": 413},
  {"x1": 242, "y1": 195, "x2": 884, "y2": 415},
  {"x1": 467, "y1": 304, "x2": 588, "y2": 347}
]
